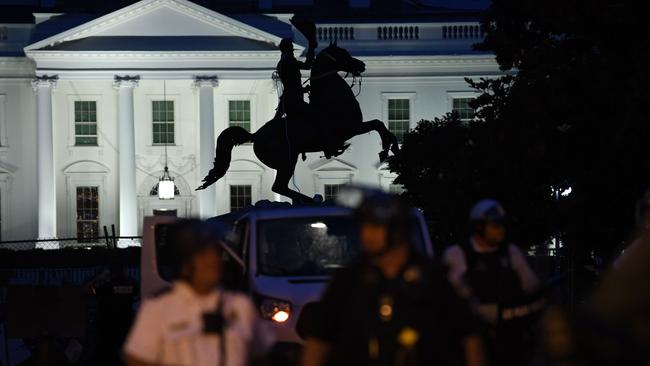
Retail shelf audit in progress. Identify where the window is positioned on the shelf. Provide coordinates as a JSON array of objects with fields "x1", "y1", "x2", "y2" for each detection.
[
  {"x1": 152, "y1": 101, "x2": 174, "y2": 144},
  {"x1": 230, "y1": 185, "x2": 252, "y2": 212},
  {"x1": 74, "y1": 101, "x2": 97, "y2": 146},
  {"x1": 229, "y1": 100, "x2": 251, "y2": 132},
  {"x1": 452, "y1": 97, "x2": 475, "y2": 121},
  {"x1": 76, "y1": 186, "x2": 99, "y2": 241},
  {"x1": 0, "y1": 27, "x2": 7, "y2": 41},
  {"x1": 324, "y1": 184, "x2": 344, "y2": 201},
  {"x1": 387, "y1": 98, "x2": 410, "y2": 142}
]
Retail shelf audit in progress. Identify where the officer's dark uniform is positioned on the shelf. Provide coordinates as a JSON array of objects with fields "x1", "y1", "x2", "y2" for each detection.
[
  {"x1": 460, "y1": 241, "x2": 524, "y2": 310},
  {"x1": 310, "y1": 254, "x2": 479, "y2": 366},
  {"x1": 91, "y1": 269, "x2": 138, "y2": 366},
  {"x1": 459, "y1": 241, "x2": 539, "y2": 366}
]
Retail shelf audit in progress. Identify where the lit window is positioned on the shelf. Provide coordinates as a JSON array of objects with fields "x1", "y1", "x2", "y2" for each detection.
[
  {"x1": 324, "y1": 184, "x2": 345, "y2": 201},
  {"x1": 152, "y1": 101, "x2": 174, "y2": 144},
  {"x1": 229, "y1": 100, "x2": 251, "y2": 132},
  {"x1": 74, "y1": 101, "x2": 97, "y2": 146},
  {"x1": 388, "y1": 99, "x2": 410, "y2": 142},
  {"x1": 76, "y1": 186, "x2": 99, "y2": 242},
  {"x1": 452, "y1": 97, "x2": 475, "y2": 121},
  {"x1": 230, "y1": 185, "x2": 252, "y2": 212}
]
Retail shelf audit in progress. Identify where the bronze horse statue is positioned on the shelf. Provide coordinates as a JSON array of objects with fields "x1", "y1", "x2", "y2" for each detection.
[{"x1": 196, "y1": 43, "x2": 399, "y2": 203}]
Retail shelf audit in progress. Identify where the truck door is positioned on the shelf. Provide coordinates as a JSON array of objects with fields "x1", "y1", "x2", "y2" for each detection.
[
  {"x1": 140, "y1": 216, "x2": 178, "y2": 299},
  {"x1": 221, "y1": 219, "x2": 249, "y2": 291}
]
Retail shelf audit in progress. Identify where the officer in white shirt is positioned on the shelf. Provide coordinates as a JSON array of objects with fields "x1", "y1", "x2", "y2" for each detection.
[{"x1": 123, "y1": 219, "x2": 272, "y2": 366}]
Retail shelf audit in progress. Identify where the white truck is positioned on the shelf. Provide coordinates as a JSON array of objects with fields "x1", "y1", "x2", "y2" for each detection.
[{"x1": 140, "y1": 203, "x2": 433, "y2": 346}]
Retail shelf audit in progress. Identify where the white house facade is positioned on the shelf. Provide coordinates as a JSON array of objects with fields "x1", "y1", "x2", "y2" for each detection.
[{"x1": 0, "y1": 0, "x2": 501, "y2": 244}]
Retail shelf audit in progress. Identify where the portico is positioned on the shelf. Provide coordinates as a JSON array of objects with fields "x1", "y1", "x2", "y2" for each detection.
[
  {"x1": 0, "y1": 0, "x2": 502, "y2": 241},
  {"x1": 22, "y1": 0, "x2": 284, "y2": 239}
]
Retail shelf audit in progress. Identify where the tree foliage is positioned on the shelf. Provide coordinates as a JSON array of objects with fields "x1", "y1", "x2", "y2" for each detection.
[{"x1": 390, "y1": 0, "x2": 650, "y2": 260}]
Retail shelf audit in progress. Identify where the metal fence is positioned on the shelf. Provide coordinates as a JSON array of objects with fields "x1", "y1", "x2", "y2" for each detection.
[
  {"x1": 1, "y1": 267, "x2": 140, "y2": 287},
  {"x1": 0, "y1": 264, "x2": 141, "y2": 366},
  {"x1": 0, "y1": 236, "x2": 141, "y2": 251}
]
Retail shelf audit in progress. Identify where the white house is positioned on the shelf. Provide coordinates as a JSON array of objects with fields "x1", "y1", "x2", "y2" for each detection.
[{"x1": 0, "y1": 0, "x2": 501, "y2": 245}]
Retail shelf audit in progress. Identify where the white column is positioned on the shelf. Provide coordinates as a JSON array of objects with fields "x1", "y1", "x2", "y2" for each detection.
[
  {"x1": 194, "y1": 76, "x2": 219, "y2": 219},
  {"x1": 32, "y1": 75, "x2": 58, "y2": 247},
  {"x1": 114, "y1": 75, "x2": 140, "y2": 246}
]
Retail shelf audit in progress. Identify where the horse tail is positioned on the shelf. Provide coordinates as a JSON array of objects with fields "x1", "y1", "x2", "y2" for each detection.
[{"x1": 196, "y1": 126, "x2": 253, "y2": 190}]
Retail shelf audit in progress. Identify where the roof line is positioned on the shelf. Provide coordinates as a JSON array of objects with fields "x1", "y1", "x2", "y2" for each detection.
[
  {"x1": 37, "y1": 66, "x2": 275, "y2": 71},
  {"x1": 24, "y1": 0, "x2": 289, "y2": 53}
]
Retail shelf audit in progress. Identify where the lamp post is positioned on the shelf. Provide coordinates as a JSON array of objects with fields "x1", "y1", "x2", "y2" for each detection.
[
  {"x1": 157, "y1": 80, "x2": 175, "y2": 200},
  {"x1": 158, "y1": 167, "x2": 175, "y2": 200}
]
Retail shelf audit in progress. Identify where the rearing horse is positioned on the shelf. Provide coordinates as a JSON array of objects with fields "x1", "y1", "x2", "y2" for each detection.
[{"x1": 197, "y1": 44, "x2": 399, "y2": 203}]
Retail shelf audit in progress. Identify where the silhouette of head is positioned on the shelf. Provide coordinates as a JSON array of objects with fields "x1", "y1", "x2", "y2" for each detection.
[
  {"x1": 636, "y1": 189, "x2": 650, "y2": 229},
  {"x1": 168, "y1": 219, "x2": 223, "y2": 287},
  {"x1": 469, "y1": 199, "x2": 507, "y2": 247},
  {"x1": 355, "y1": 191, "x2": 412, "y2": 256},
  {"x1": 279, "y1": 38, "x2": 294, "y2": 53},
  {"x1": 320, "y1": 42, "x2": 366, "y2": 76}
]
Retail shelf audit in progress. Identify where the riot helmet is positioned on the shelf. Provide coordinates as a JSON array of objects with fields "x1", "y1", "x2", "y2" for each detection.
[
  {"x1": 354, "y1": 190, "x2": 413, "y2": 255},
  {"x1": 469, "y1": 199, "x2": 507, "y2": 239}
]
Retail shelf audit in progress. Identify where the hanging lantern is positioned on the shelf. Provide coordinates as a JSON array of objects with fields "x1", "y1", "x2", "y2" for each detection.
[{"x1": 158, "y1": 166, "x2": 175, "y2": 200}]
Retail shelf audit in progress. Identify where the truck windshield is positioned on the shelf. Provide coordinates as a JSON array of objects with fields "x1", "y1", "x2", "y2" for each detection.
[{"x1": 257, "y1": 215, "x2": 426, "y2": 276}]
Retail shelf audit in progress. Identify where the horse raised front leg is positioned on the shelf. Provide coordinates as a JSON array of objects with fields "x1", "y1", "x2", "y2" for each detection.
[
  {"x1": 272, "y1": 161, "x2": 314, "y2": 204},
  {"x1": 356, "y1": 119, "x2": 400, "y2": 162}
]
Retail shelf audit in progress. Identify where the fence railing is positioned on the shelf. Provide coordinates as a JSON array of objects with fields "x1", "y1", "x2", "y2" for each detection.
[
  {"x1": 441, "y1": 24, "x2": 484, "y2": 39},
  {"x1": 377, "y1": 25, "x2": 419, "y2": 40},
  {"x1": 317, "y1": 26, "x2": 355, "y2": 41},
  {"x1": 0, "y1": 236, "x2": 142, "y2": 250},
  {"x1": 1, "y1": 266, "x2": 140, "y2": 286}
]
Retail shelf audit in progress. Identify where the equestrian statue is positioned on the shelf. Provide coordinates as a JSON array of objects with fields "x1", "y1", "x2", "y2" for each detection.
[{"x1": 196, "y1": 18, "x2": 399, "y2": 203}]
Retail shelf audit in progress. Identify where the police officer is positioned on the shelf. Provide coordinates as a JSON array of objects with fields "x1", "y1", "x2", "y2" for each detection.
[
  {"x1": 123, "y1": 219, "x2": 272, "y2": 366},
  {"x1": 301, "y1": 191, "x2": 486, "y2": 366},
  {"x1": 443, "y1": 199, "x2": 542, "y2": 366},
  {"x1": 86, "y1": 260, "x2": 138, "y2": 366}
]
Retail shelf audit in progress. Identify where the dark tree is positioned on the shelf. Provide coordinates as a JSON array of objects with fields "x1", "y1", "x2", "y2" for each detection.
[
  {"x1": 389, "y1": 112, "x2": 555, "y2": 256},
  {"x1": 390, "y1": 0, "x2": 650, "y2": 274}
]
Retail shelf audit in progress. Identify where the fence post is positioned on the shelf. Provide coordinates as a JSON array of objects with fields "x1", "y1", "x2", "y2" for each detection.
[
  {"x1": 111, "y1": 225, "x2": 117, "y2": 249},
  {"x1": 103, "y1": 226, "x2": 110, "y2": 249}
]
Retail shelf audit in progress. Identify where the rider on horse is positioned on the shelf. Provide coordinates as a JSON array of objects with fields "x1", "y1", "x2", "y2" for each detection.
[
  {"x1": 275, "y1": 36, "x2": 315, "y2": 123},
  {"x1": 197, "y1": 39, "x2": 399, "y2": 202},
  {"x1": 275, "y1": 19, "x2": 346, "y2": 160}
]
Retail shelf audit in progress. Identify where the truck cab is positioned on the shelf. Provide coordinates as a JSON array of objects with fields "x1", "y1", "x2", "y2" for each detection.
[{"x1": 140, "y1": 203, "x2": 433, "y2": 345}]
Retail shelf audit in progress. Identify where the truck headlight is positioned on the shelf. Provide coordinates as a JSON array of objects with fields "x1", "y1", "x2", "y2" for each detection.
[{"x1": 260, "y1": 298, "x2": 292, "y2": 323}]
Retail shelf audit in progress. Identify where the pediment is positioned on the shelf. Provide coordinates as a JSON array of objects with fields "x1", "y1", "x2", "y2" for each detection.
[
  {"x1": 310, "y1": 158, "x2": 357, "y2": 172},
  {"x1": 25, "y1": 0, "x2": 284, "y2": 52},
  {"x1": 63, "y1": 160, "x2": 109, "y2": 174}
]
